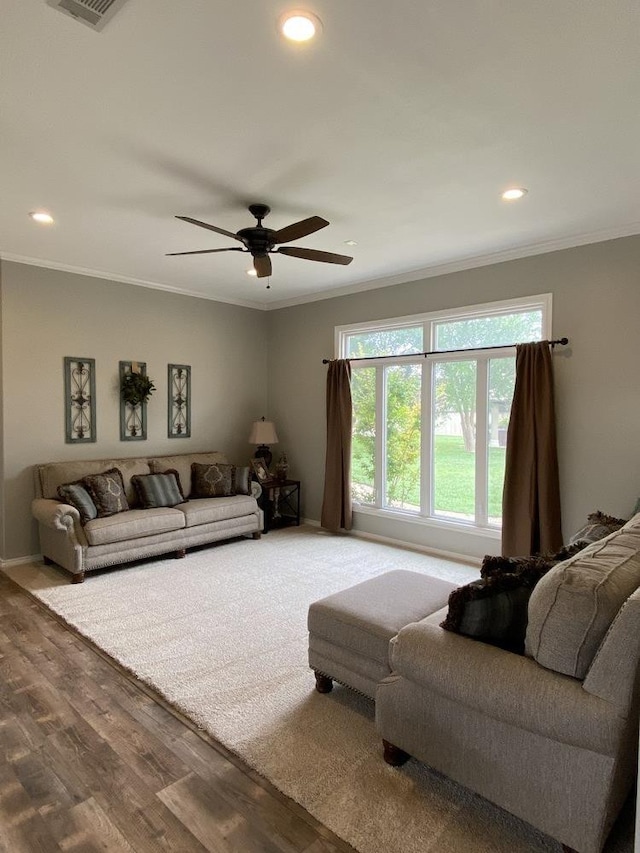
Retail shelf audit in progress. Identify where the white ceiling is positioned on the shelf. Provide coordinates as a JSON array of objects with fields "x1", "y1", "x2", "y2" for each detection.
[{"x1": 2, "y1": 1, "x2": 639, "y2": 310}]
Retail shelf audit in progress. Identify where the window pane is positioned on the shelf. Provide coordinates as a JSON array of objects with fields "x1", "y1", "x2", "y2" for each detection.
[
  {"x1": 434, "y1": 310, "x2": 542, "y2": 351},
  {"x1": 351, "y1": 367, "x2": 376, "y2": 504},
  {"x1": 433, "y1": 361, "x2": 476, "y2": 520},
  {"x1": 487, "y1": 357, "x2": 515, "y2": 525},
  {"x1": 384, "y1": 364, "x2": 421, "y2": 511},
  {"x1": 346, "y1": 326, "x2": 422, "y2": 358}
]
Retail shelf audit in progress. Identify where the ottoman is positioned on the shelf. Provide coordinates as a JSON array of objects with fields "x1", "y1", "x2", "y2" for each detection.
[{"x1": 308, "y1": 569, "x2": 456, "y2": 699}]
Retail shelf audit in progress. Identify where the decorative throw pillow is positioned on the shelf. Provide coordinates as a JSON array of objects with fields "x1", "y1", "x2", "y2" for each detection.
[
  {"x1": 131, "y1": 470, "x2": 185, "y2": 508},
  {"x1": 191, "y1": 462, "x2": 236, "y2": 498},
  {"x1": 440, "y1": 574, "x2": 533, "y2": 653},
  {"x1": 57, "y1": 482, "x2": 98, "y2": 525},
  {"x1": 234, "y1": 465, "x2": 251, "y2": 495},
  {"x1": 83, "y1": 468, "x2": 129, "y2": 517},
  {"x1": 480, "y1": 543, "x2": 584, "y2": 582},
  {"x1": 480, "y1": 553, "x2": 555, "y2": 581},
  {"x1": 569, "y1": 510, "x2": 627, "y2": 547}
]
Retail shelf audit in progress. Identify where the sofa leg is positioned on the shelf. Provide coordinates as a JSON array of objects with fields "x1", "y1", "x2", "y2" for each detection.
[
  {"x1": 252, "y1": 531, "x2": 261, "y2": 540},
  {"x1": 175, "y1": 549, "x2": 186, "y2": 559},
  {"x1": 382, "y1": 740, "x2": 410, "y2": 767},
  {"x1": 314, "y1": 671, "x2": 333, "y2": 693},
  {"x1": 71, "y1": 571, "x2": 85, "y2": 584}
]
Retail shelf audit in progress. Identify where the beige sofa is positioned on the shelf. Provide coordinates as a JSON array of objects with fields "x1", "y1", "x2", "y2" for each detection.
[
  {"x1": 32, "y1": 452, "x2": 261, "y2": 583},
  {"x1": 375, "y1": 513, "x2": 640, "y2": 853}
]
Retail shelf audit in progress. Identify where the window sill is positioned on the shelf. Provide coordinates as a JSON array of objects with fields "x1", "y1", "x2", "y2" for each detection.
[{"x1": 352, "y1": 504, "x2": 502, "y2": 540}]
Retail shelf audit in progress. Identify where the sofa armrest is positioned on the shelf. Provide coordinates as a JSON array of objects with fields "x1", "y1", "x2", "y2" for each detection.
[
  {"x1": 388, "y1": 620, "x2": 622, "y2": 754},
  {"x1": 32, "y1": 498, "x2": 82, "y2": 534}
]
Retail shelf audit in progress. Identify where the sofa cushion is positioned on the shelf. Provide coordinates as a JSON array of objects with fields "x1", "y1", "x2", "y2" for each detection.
[
  {"x1": 84, "y1": 468, "x2": 129, "y2": 517},
  {"x1": 131, "y1": 471, "x2": 185, "y2": 508},
  {"x1": 525, "y1": 512, "x2": 640, "y2": 679},
  {"x1": 39, "y1": 458, "x2": 116, "y2": 500},
  {"x1": 148, "y1": 452, "x2": 227, "y2": 499},
  {"x1": 111, "y1": 458, "x2": 153, "y2": 506},
  {"x1": 569, "y1": 510, "x2": 627, "y2": 548},
  {"x1": 84, "y1": 507, "x2": 186, "y2": 546},
  {"x1": 37, "y1": 457, "x2": 151, "y2": 504},
  {"x1": 191, "y1": 462, "x2": 236, "y2": 498},
  {"x1": 180, "y1": 495, "x2": 257, "y2": 528},
  {"x1": 57, "y1": 482, "x2": 98, "y2": 524}
]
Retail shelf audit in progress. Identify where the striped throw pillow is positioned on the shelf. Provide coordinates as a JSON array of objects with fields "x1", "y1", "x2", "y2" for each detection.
[
  {"x1": 57, "y1": 482, "x2": 98, "y2": 524},
  {"x1": 131, "y1": 471, "x2": 185, "y2": 508}
]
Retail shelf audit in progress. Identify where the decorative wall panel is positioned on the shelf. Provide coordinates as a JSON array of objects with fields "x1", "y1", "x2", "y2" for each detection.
[
  {"x1": 64, "y1": 357, "x2": 96, "y2": 443},
  {"x1": 119, "y1": 360, "x2": 147, "y2": 441},
  {"x1": 168, "y1": 364, "x2": 191, "y2": 438}
]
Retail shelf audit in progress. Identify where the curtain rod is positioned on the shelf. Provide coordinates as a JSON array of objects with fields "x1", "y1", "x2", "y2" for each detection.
[{"x1": 322, "y1": 337, "x2": 569, "y2": 364}]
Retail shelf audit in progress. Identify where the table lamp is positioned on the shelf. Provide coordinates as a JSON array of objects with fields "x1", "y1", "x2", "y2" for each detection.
[{"x1": 248, "y1": 417, "x2": 279, "y2": 468}]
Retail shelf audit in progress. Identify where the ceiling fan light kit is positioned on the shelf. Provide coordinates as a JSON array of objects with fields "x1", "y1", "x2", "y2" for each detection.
[{"x1": 167, "y1": 203, "x2": 353, "y2": 281}]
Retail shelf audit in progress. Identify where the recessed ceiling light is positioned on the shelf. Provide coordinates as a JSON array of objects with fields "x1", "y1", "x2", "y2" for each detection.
[
  {"x1": 246, "y1": 268, "x2": 257, "y2": 276},
  {"x1": 501, "y1": 188, "x2": 528, "y2": 201},
  {"x1": 345, "y1": 240, "x2": 357, "y2": 246},
  {"x1": 29, "y1": 210, "x2": 54, "y2": 224},
  {"x1": 279, "y1": 10, "x2": 321, "y2": 42}
]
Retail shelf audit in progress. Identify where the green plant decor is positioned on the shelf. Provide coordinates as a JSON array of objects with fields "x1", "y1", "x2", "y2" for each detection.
[{"x1": 121, "y1": 372, "x2": 156, "y2": 406}]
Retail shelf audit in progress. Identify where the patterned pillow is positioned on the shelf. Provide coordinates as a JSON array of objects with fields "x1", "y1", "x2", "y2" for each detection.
[
  {"x1": 191, "y1": 462, "x2": 236, "y2": 498},
  {"x1": 569, "y1": 510, "x2": 627, "y2": 547},
  {"x1": 440, "y1": 574, "x2": 533, "y2": 653},
  {"x1": 234, "y1": 465, "x2": 251, "y2": 495},
  {"x1": 83, "y1": 468, "x2": 129, "y2": 517},
  {"x1": 57, "y1": 482, "x2": 98, "y2": 524},
  {"x1": 131, "y1": 470, "x2": 185, "y2": 508}
]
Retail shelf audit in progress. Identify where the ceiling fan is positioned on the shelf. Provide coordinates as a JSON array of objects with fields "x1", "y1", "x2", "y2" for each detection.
[{"x1": 167, "y1": 203, "x2": 353, "y2": 278}]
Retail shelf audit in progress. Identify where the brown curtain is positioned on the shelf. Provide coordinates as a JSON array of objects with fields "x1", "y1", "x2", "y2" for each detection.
[
  {"x1": 502, "y1": 342, "x2": 562, "y2": 556},
  {"x1": 321, "y1": 359, "x2": 353, "y2": 532}
]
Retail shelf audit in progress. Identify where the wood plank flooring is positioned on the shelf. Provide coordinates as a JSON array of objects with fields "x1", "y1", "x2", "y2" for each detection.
[{"x1": 0, "y1": 572, "x2": 354, "y2": 853}]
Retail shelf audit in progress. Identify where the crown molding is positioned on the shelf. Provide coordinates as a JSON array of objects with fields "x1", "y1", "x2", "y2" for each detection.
[
  {"x1": 0, "y1": 253, "x2": 268, "y2": 311},
  {"x1": 3, "y1": 221, "x2": 639, "y2": 313},
  {"x1": 265, "y1": 222, "x2": 640, "y2": 310}
]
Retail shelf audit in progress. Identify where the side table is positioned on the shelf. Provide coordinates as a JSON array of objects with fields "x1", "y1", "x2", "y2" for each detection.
[{"x1": 261, "y1": 479, "x2": 301, "y2": 533}]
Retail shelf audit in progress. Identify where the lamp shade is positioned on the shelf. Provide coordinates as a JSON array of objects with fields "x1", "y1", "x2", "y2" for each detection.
[{"x1": 248, "y1": 418, "x2": 279, "y2": 446}]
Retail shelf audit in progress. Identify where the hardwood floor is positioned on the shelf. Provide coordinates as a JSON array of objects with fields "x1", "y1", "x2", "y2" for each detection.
[{"x1": 0, "y1": 572, "x2": 354, "y2": 853}]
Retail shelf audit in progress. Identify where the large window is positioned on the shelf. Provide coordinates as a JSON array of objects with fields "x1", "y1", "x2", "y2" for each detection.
[{"x1": 339, "y1": 295, "x2": 550, "y2": 531}]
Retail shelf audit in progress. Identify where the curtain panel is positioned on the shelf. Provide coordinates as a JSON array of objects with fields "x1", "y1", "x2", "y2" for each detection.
[
  {"x1": 502, "y1": 341, "x2": 563, "y2": 556},
  {"x1": 321, "y1": 359, "x2": 353, "y2": 532}
]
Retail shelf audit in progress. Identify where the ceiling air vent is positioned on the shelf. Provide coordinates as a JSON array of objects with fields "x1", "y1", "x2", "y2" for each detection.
[{"x1": 46, "y1": 0, "x2": 129, "y2": 31}]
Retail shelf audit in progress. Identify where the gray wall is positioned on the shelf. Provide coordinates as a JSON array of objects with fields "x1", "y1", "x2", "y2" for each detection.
[
  {"x1": 267, "y1": 236, "x2": 640, "y2": 559},
  {"x1": 2, "y1": 237, "x2": 639, "y2": 563},
  {"x1": 0, "y1": 261, "x2": 267, "y2": 560}
]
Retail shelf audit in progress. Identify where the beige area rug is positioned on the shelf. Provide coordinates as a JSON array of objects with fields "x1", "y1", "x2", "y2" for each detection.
[{"x1": 4, "y1": 527, "x2": 634, "y2": 853}]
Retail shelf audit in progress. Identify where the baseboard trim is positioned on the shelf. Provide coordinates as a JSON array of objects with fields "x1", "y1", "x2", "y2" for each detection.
[
  {"x1": 301, "y1": 518, "x2": 479, "y2": 566},
  {"x1": 1, "y1": 554, "x2": 41, "y2": 569},
  {"x1": 350, "y1": 529, "x2": 481, "y2": 566}
]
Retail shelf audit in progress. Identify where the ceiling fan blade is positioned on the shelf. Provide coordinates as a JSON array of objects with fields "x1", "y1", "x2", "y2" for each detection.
[
  {"x1": 165, "y1": 247, "x2": 245, "y2": 256},
  {"x1": 254, "y1": 255, "x2": 272, "y2": 278},
  {"x1": 175, "y1": 216, "x2": 244, "y2": 243},
  {"x1": 272, "y1": 216, "x2": 329, "y2": 244},
  {"x1": 277, "y1": 246, "x2": 353, "y2": 265}
]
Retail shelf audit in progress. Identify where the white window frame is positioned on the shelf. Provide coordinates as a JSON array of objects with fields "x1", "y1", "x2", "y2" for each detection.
[{"x1": 337, "y1": 293, "x2": 552, "y2": 534}]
